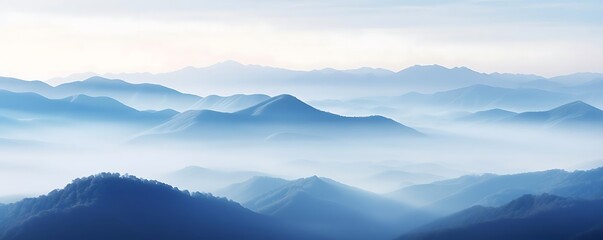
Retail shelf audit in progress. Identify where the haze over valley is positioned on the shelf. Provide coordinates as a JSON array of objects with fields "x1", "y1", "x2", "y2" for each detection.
[{"x1": 1, "y1": 1, "x2": 602, "y2": 239}]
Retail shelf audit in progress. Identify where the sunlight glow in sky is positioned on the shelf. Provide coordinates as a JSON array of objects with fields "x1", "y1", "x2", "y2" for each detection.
[{"x1": 0, "y1": 0, "x2": 602, "y2": 80}]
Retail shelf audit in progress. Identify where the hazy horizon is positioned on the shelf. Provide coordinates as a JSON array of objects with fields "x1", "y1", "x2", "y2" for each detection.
[{"x1": 1, "y1": 0, "x2": 602, "y2": 80}]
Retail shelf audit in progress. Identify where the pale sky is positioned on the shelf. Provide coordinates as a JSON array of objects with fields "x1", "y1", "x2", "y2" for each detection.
[{"x1": 0, "y1": 0, "x2": 602, "y2": 80}]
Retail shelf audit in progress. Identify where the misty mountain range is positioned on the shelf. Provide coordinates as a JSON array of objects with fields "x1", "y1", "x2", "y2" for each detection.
[
  {"x1": 388, "y1": 166, "x2": 603, "y2": 215},
  {"x1": 2, "y1": 69, "x2": 601, "y2": 145},
  {"x1": 0, "y1": 173, "x2": 321, "y2": 240},
  {"x1": 47, "y1": 61, "x2": 603, "y2": 100},
  {"x1": 459, "y1": 101, "x2": 603, "y2": 130},
  {"x1": 139, "y1": 94, "x2": 421, "y2": 141},
  {"x1": 0, "y1": 76, "x2": 268, "y2": 112},
  {"x1": 237, "y1": 176, "x2": 422, "y2": 240},
  {"x1": 0, "y1": 62, "x2": 602, "y2": 240},
  {"x1": 2, "y1": 169, "x2": 603, "y2": 240}
]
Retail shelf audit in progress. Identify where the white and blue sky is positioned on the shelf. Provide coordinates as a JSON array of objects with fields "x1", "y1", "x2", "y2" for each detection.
[{"x1": 0, "y1": 0, "x2": 601, "y2": 79}]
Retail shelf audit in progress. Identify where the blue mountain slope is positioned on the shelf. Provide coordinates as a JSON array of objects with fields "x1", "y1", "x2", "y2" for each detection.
[
  {"x1": 0, "y1": 90, "x2": 176, "y2": 123},
  {"x1": 66, "y1": 62, "x2": 557, "y2": 98},
  {"x1": 397, "y1": 194, "x2": 603, "y2": 240},
  {"x1": 0, "y1": 76, "x2": 53, "y2": 94},
  {"x1": 54, "y1": 76, "x2": 201, "y2": 111},
  {"x1": 243, "y1": 176, "x2": 423, "y2": 240},
  {"x1": 506, "y1": 101, "x2": 603, "y2": 128},
  {"x1": 421, "y1": 84, "x2": 572, "y2": 111},
  {"x1": 459, "y1": 108, "x2": 518, "y2": 122},
  {"x1": 236, "y1": 94, "x2": 343, "y2": 121},
  {"x1": 162, "y1": 166, "x2": 269, "y2": 192},
  {"x1": 142, "y1": 94, "x2": 421, "y2": 140},
  {"x1": 215, "y1": 176, "x2": 291, "y2": 203},
  {"x1": 393, "y1": 65, "x2": 490, "y2": 91},
  {"x1": 550, "y1": 73, "x2": 603, "y2": 86},
  {"x1": 0, "y1": 173, "x2": 321, "y2": 240},
  {"x1": 389, "y1": 167, "x2": 603, "y2": 215},
  {"x1": 187, "y1": 94, "x2": 270, "y2": 112}
]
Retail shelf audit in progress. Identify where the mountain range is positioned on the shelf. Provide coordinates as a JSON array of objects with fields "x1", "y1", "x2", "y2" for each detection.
[
  {"x1": 0, "y1": 76, "x2": 271, "y2": 112},
  {"x1": 48, "y1": 61, "x2": 603, "y2": 99}
]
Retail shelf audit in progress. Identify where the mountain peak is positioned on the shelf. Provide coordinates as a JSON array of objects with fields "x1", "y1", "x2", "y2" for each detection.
[
  {"x1": 73, "y1": 76, "x2": 130, "y2": 87},
  {"x1": 209, "y1": 60, "x2": 245, "y2": 68},
  {"x1": 401, "y1": 64, "x2": 449, "y2": 72},
  {"x1": 304, "y1": 175, "x2": 323, "y2": 182},
  {"x1": 235, "y1": 94, "x2": 326, "y2": 119},
  {"x1": 554, "y1": 101, "x2": 597, "y2": 111},
  {"x1": 548, "y1": 101, "x2": 602, "y2": 117},
  {"x1": 82, "y1": 76, "x2": 116, "y2": 82}
]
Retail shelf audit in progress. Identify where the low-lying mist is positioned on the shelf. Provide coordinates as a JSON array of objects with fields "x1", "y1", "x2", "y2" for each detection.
[{"x1": 1, "y1": 119, "x2": 600, "y2": 202}]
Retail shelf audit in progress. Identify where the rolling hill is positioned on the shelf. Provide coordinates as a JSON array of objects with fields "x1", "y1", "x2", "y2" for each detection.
[
  {"x1": 388, "y1": 167, "x2": 603, "y2": 215},
  {"x1": 187, "y1": 94, "x2": 270, "y2": 112},
  {"x1": 505, "y1": 101, "x2": 603, "y2": 128},
  {"x1": 398, "y1": 194, "x2": 603, "y2": 240},
  {"x1": 140, "y1": 94, "x2": 421, "y2": 140},
  {"x1": 0, "y1": 90, "x2": 176, "y2": 124},
  {"x1": 214, "y1": 176, "x2": 291, "y2": 203},
  {"x1": 458, "y1": 108, "x2": 518, "y2": 122},
  {"x1": 0, "y1": 173, "x2": 321, "y2": 240},
  {"x1": 395, "y1": 84, "x2": 574, "y2": 111},
  {"x1": 52, "y1": 76, "x2": 201, "y2": 111},
  {"x1": 242, "y1": 176, "x2": 424, "y2": 240}
]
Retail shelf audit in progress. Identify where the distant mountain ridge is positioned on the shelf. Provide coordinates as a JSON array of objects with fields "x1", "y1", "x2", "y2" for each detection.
[
  {"x1": 51, "y1": 76, "x2": 202, "y2": 111},
  {"x1": 215, "y1": 176, "x2": 290, "y2": 203},
  {"x1": 50, "y1": 61, "x2": 600, "y2": 99},
  {"x1": 0, "y1": 76, "x2": 272, "y2": 112},
  {"x1": 458, "y1": 101, "x2": 603, "y2": 130},
  {"x1": 187, "y1": 94, "x2": 270, "y2": 112},
  {"x1": 506, "y1": 101, "x2": 603, "y2": 128},
  {"x1": 371, "y1": 84, "x2": 576, "y2": 112},
  {"x1": 0, "y1": 90, "x2": 176, "y2": 124}
]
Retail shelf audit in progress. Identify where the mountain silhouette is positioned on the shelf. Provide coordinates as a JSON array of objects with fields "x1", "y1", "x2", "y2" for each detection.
[
  {"x1": 242, "y1": 176, "x2": 422, "y2": 240},
  {"x1": 187, "y1": 94, "x2": 270, "y2": 112},
  {"x1": 52, "y1": 76, "x2": 201, "y2": 111},
  {"x1": 0, "y1": 173, "x2": 322, "y2": 240},
  {"x1": 141, "y1": 94, "x2": 421, "y2": 140},
  {"x1": 394, "y1": 84, "x2": 573, "y2": 111},
  {"x1": 215, "y1": 176, "x2": 291, "y2": 203},
  {"x1": 459, "y1": 108, "x2": 518, "y2": 122},
  {"x1": 505, "y1": 101, "x2": 603, "y2": 129},
  {"x1": 0, "y1": 90, "x2": 176, "y2": 123}
]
